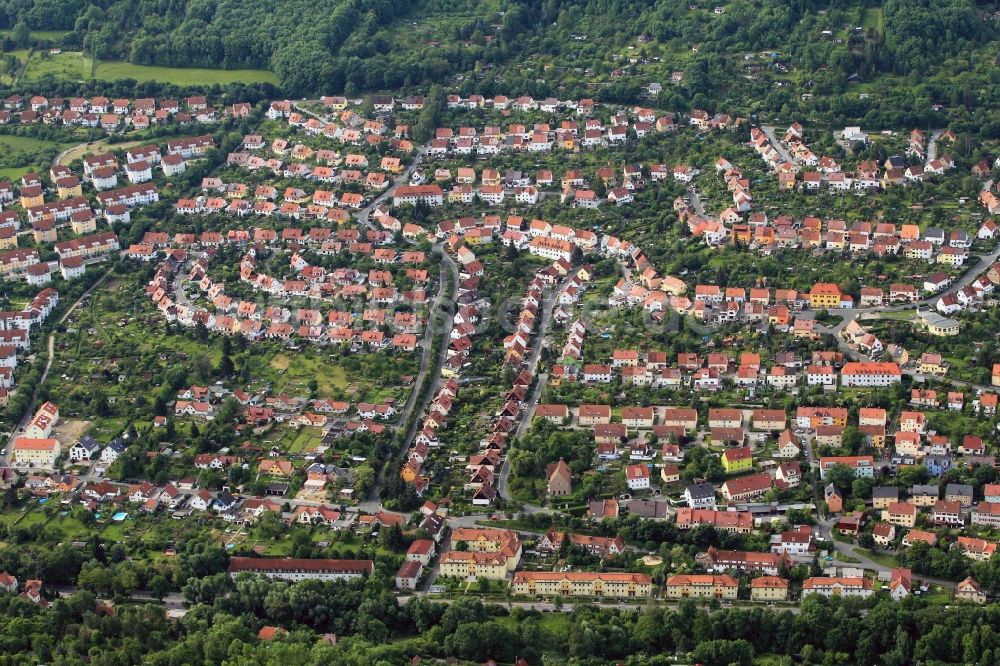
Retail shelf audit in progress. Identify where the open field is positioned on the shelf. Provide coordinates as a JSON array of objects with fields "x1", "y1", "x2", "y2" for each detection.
[
  {"x1": 91, "y1": 59, "x2": 278, "y2": 86},
  {"x1": 55, "y1": 139, "x2": 146, "y2": 167},
  {"x1": 14, "y1": 50, "x2": 278, "y2": 86},
  {"x1": 268, "y1": 352, "x2": 348, "y2": 396},
  {"x1": 45, "y1": 275, "x2": 410, "y2": 434},
  {"x1": 19, "y1": 50, "x2": 88, "y2": 83},
  {"x1": 0, "y1": 29, "x2": 69, "y2": 40},
  {"x1": 0, "y1": 166, "x2": 32, "y2": 180},
  {"x1": 0, "y1": 134, "x2": 71, "y2": 153},
  {"x1": 0, "y1": 134, "x2": 75, "y2": 173}
]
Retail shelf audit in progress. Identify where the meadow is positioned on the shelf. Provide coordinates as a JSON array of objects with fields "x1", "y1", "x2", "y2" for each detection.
[{"x1": 14, "y1": 50, "x2": 278, "y2": 86}]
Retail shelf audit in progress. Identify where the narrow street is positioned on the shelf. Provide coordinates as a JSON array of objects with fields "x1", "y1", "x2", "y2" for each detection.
[
  {"x1": 2, "y1": 269, "x2": 111, "y2": 468},
  {"x1": 924, "y1": 128, "x2": 945, "y2": 166},
  {"x1": 815, "y1": 517, "x2": 957, "y2": 590},
  {"x1": 687, "y1": 184, "x2": 706, "y2": 216},
  {"x1": 760, "y1": 126, "x2": 795, "y2": 165},
  {"x1": 360, "y1": 247, "x2": 457, "y2": 513},
  {"x1": 496, "y1": 270, "x2": 580, "y2": 508}
]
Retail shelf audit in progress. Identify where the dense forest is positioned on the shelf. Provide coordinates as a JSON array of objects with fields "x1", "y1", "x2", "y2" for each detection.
[{"x1": 0, "y1": 0, "x2": 997, "y2": 112}]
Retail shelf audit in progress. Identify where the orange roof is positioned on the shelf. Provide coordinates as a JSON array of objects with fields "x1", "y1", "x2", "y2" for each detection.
[
  {"x1": 515, "y1": 571, "x2": 651, "y2": 584},
  {"x1": 667, "y1": 574, "x2": 739, "y2": 586},
  {"x1": 13, "y1": 437, "x2": 57, "y2": 451},
  {"x1": 751, "y1": 576, "x2": 789, "y2": 588},
  {"x1": 810, "y1": 282, "x2": 842, "y2": 295},
  {"x1": 802, "y1": 577, "x2": 872, "y2": 590}
]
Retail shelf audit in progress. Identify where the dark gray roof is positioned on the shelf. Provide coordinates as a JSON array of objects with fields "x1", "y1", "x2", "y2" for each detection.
[
  {"x1": 685, "y1": 482, "x2": 715, "y2": 499},
  {"x1": 73, "y1": 435, "x2": 100, "y2": 451},
  {"x1": 419, "y1": 513, "x2": 445, "y2": 533},
  {"x1": 628, "y1": 499, "x2": 669, "y2": 519}
]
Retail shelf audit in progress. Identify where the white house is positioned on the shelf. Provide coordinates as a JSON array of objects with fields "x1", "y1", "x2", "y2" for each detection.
[{"x1": 626, "y1": 464, "x2": 651, "y2": 490}]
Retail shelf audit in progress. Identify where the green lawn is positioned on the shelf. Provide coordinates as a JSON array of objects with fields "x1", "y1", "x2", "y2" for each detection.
[
  {"x1": 0, "y1": 134, "x2": 70, "y2": 153},
  {"x1": 287, "y1": 427, "x2": 325, "y2": 454},
  {"x1": 0, "y1": 166, "x2": 33, "y2": 180},
  {"x1": 853, "y1": 547, "x2": 897, "y2": 568},
  {"x1": 18, "y1": 50, "x2": 278, "y2": 86},
  {"x1": 920, "y1": 586, "x2": 953, "y2": 605},
  {"x1": 0, "y1": 29, "x2": 70, "y2": 40},
  {"x1": 860, "y1": 8, "x2": 884, "y2": 34},
  {"x1": 20, "y1": 51, "x2": 89, "y2": 83},
  {"x1": 266, "y1": 352, "x2": 348, "y2": 395},
  {"x1": 91, "y1": 59, "x2": 278, "y2": 86},
  {"x1": 875, "y1": 311, "x2": 916, "y2": 322}
]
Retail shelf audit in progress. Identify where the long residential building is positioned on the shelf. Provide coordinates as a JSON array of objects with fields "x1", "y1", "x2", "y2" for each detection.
[
  {"x1": 54, "y1": 231, "x2": 120, "y2": 261},
  {"x1": 840, "y1": 362, "x2": 902, "y2": 387},
  {"x1": 95, "y1": 184, "x2": 159, "y2": 208},
  {"x1": 801, "y1": 576, "x2": 873, "y2": 598},
  {"x1": 392, "y1": 184, "x2": 444, "y2": 206},
  {"x1": 701, "y1": 546, "x2": 790, "y2": 575},
  {"x1": 227, "y1": 557, "x2": 373, "y2": 581},
  {"x1": 512, "y1": 571, "x2": 652, "y2": 598},
  {"x1": 439, "y1": 551, "x2": 509, "y2": 580},
  {"x1": 675, "y1": 508, "x2": 754, "y2": 533}
]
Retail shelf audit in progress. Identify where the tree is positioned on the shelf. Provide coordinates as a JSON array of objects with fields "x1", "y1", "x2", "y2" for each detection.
[
  {"x1": 149, "y1": 574, "x2": 171, "y2": 600},
  {"x1": 825, "y1": 463, "x2": 858, "y2": 495},
  {"x1": 413, "y1": 84, "x2": 444, "y2": 143},
  {"x1": 11, "y1": 22, "x2": 30, "y2": 49},
  {"x1": 217, "y1": 354, "x2": 235, "y2": 377}
]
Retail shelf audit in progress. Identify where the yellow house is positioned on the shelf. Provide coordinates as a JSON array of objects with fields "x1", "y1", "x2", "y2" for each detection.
[
  {"x1": 400, "y1": 460, "x2": 420, "y2": 483},
  {"x1": 439, "y1": 552, "x2": 508, "y2": 580},
  {"x1": 12, "y1": 437, "x2": 60, "y2": 467},
  {"x1": 721, "y1": 446, "x2": 753, "y2": 473},
  {"x1": 917, "y1": 353, "x2": 947, "y2": 376},
  {"x1": 71, "y1": 215, "x2": 97, "y2": 236},
  {"x1": 512, "y1": 572, "x2": 652, "y2": 599},
  {"x1": 449, "y1": 528, "x2": 522, "y2": 571},
  {"x1": 881, "y1": 502, "x2": 917, "y2": 528},
  {"x1": 919, "y1": 311, "x2": 959, "y2": 337},
  {"x1": 32, "y1": 221, "x2": 57, "y2": 244},
  {"x1": 56, "y1": 178, "x2": 83, "y2": 199},
  {"x1": 20, "y1": 191, "x2": 44, "y2": 209},
  {"x1": 936, "y1": 250, "x2": 965, "y2": 267},
  {"x1": 750, "y1": 576, "x2": 789, "y2": 602},
  {"x1": 0, "y1": 228, "x2": 17, "y2": 250},
  {"x1": 808, "y1": 282, "x2": 843, "y2": 309},
  {"x1": 665, "y1": 574, "x2": 738, "y2": 599}
]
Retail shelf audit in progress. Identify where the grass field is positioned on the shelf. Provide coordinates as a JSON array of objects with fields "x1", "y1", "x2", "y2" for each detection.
[
  {"x1": 860, "y1": 8, "x2": 885, "y2": 34},
  {"x1": 0, "y1": 134, "x2": 70, "y2": 153},
  {"x1": 853, "y1": 547, "x2": 898, "y2": 568},
  {"x1": 267, "y1": 352, "x2": 348, "y2": 396},
  {"x1": 0, "y1": 134, "x2": 73, "y2": 173},
  {"x1": 56, "y1": 139, "x2": 145, "y2": 167},
  {"x1": 0, "y1": 29, "x2": 69, "y2": 40},
  {"x1": 287, "y1": 426, "x2": 325, "y2": 454},
  {"x1": 0, "y1": 166, "x2": 32, "y2": 180},
  {"x1": 20, "y1": 50, "x2": 88, "y2": 83},
  {"x1": 92, "y1": 60, "x2": 278, "y2": 86},
  {"x1": 15, "y1": 50, "x2": 278, "y2": 86}
]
